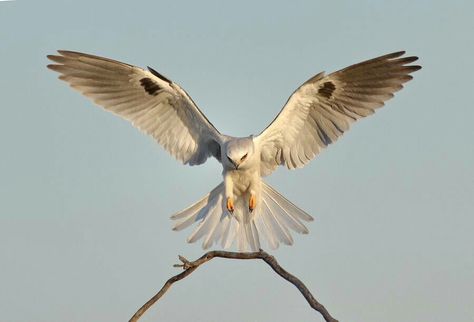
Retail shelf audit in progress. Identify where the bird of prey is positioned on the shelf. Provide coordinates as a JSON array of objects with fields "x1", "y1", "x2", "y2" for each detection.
[{"x1": 47, "y1": 50, "x2": 420, "y2": 251}]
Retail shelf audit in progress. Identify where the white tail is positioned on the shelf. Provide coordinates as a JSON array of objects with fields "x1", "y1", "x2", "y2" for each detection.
[{"x1": 170, "y1": 182, "x2": 314, "y2": 251}]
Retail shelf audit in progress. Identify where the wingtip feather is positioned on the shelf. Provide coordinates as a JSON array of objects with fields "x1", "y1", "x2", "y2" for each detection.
[
  {"x1": 46, "y1": 54, "x2": 65, "y2": 64},
  {"x1": 57, "y1": 49, "x2": 82, "y2": 57}
]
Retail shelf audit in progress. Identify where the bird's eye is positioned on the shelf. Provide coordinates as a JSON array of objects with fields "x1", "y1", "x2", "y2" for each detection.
[{"x1": 240, "y1": 153, "x2": 248, "y2": 161}]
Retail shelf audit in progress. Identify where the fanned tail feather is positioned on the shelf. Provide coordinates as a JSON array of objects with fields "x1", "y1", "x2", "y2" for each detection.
[{"x1": 170, "y1": 181, "x2": 314, "y2": 251}]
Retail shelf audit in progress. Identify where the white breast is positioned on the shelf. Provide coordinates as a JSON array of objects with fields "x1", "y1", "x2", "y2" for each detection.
[{"x1": 228, "y1": 169, "x2": 255, "y2": 196}]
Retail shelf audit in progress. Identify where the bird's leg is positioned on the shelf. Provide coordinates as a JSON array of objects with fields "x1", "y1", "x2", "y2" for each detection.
[
  {"x1": 247, "y1": 174, "x2": 260, "y2": 213},
  {"x1": 249, "y1": 193, "x2": 256, "y2": 213},
  {"x1": 224, "y1": 172, "x2": 234, "y2": 214},
  {"x1": 226, "y1": 197, "x2": 235, "y2": 214}
]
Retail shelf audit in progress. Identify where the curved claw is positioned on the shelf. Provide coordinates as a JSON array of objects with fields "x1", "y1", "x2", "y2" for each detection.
[
  {"x1": 249, "y1": 194, "x2": 256, "y2": 213},
  {"x1": 226, "y1": 197, "x2": 234, "y2": 214}
]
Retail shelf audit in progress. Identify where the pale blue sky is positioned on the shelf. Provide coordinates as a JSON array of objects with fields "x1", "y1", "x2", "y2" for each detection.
[{"x1": 1, "y1": 1, "x2": 473, "y2": 321}]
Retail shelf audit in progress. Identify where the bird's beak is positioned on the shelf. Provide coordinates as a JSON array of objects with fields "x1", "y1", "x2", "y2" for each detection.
[{"x1": 230, "y1": 159, "x2": 239, "y2": 169}]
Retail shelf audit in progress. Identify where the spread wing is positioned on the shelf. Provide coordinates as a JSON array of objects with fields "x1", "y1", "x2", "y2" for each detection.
[
  {"x1": 47, "y1": 50, "x2": 223, "y2": 165},
  {"x1": 255, "y1": 51, "x2": 421, "y2": 176}
]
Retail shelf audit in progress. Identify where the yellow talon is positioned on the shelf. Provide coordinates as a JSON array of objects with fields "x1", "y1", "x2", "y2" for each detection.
[
  {"x1": 249, "y1": 194, "x2": 256, "y2": 212},
  {"x1": 226, "y1": 197, "x2": 234, "y2": 213}
]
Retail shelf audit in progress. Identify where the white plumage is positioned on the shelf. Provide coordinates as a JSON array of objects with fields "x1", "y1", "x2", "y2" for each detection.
[{"x1": 48, "y1": 50, "x2": 420, "y2": 251}]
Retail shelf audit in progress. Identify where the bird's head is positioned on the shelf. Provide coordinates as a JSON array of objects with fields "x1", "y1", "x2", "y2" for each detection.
[{"x1": 223, "y1": 136, "x2": 255, "y2": 170}]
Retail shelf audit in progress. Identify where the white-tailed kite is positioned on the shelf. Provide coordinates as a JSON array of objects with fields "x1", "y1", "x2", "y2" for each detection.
[{"x1": 48, "y1": 51, "x2": 420, "y2": 251}]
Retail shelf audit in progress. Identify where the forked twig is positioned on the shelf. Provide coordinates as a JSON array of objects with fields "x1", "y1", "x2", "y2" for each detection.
[{"x1": 129, "y1": 250, "x2": 338, "y2": 322}]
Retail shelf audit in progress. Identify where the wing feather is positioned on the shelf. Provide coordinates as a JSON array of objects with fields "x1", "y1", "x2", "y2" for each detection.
[
  {"x1": 48, "y1": 50, "x2": 223, "y2": 165},
  {"x1": 256, "y1": 51, "x2": 421, "y2": 175}
]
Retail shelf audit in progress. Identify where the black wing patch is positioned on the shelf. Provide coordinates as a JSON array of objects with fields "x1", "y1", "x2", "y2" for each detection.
[
  {"x1": 140, "y1": 77, "x2": 161, "y2": 96},
  {"x1": 318, "y1": 81, "x2": 336, "y2": 99}
]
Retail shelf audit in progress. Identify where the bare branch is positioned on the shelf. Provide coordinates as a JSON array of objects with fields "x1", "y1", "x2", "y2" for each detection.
[{"x1": 129, "y1": 250, "x2": 338, "y2": 322}]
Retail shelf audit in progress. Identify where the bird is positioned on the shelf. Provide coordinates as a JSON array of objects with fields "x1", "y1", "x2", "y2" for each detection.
[{"x1": 47, "y1": 50, "x2": 421, "y2": 252}]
